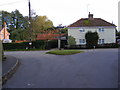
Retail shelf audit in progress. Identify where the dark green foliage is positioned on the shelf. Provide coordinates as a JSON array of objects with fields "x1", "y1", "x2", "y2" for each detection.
[
  {"x1": 3, "y1": 40, "x2": 45, "y2": 50},
  {"x1": 3, "y1": 43, "x2": 27, "y2": 50},
  {"x1": 85, "y1": 31, "x2": 99, "y2": 48},
  {"x1": 1, "y1": 10, "x2": 29, "y2": 41},
  {"x1": 32, "y1": 40, "x2": 45, "y2": 49},
  {"x1": 68, "y1": 36, "x2": 76, "y2": 45},
  {"x1": 97, "y1": 43, "x2": 119, "y2": 48},
  {"x1": 47, "y1": 40, "x2": 58, "y2": 49},
  {"x1": 3, "y1": 40, "x2": 68, "y2": 50}
]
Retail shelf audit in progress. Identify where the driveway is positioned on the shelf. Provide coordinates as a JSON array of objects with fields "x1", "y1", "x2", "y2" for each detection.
[{"x1": 3, "y1": 49, "x2": 118, "y2": 88}]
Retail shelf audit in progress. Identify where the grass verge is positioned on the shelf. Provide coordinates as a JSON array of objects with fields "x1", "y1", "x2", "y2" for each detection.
[{"x1": 46, "y1": 50, "x2": 84, "y2": 55}]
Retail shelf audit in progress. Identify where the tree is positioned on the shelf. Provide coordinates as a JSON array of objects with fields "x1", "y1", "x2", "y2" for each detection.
[
  {"x1": 85, "y1": 31, "x2": 99, "y2": 48},
  {"x1": 31, "y1": 16, "x2": 54, "y2": 37},
  {"x1": 1, "y1": 10, "x2": 30, "y2": 41},
  {"x1": 68, "y1": 36, "x2": 76, "y2": 45},
  {"x1": 10, "y1": 29, "x2": 29, "y2": 41}
]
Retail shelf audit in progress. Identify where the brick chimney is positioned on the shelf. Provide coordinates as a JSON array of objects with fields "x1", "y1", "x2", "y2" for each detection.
[{"x1": 88, "y1": 12, "x2": 94, "y2": 20}]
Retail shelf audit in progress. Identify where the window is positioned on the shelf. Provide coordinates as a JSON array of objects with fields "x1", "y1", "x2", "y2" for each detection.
[
  {"x1": 79, "y1": 39, "x2": 86, "y2": 44},
  {"x1": 79, "y1": 29, "x2": 85, "y2": 32},
  {"x1": 99, "y1": 28, "x2": 104, "y2": 32},
  {"x1": 99, "y1": 39, "x2": 104, "y2": 44}
]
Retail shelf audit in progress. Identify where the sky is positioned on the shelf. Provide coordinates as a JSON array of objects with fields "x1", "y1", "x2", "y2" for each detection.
[{"x1": 0, "y1": 0, "x2": 119, "y2": 28}]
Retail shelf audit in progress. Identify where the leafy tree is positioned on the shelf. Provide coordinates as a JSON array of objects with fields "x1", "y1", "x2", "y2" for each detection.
[
  {"x1": 1, "y1": 10, "x2": 30, "y2": 41},
  {"x1": 85, "y1": 31, "x2": 99, "y2": 48},
  {"x1": 10, "y1": 29, "x2": 30, "y2": 41},
  {"x1": 1, "y1": 10, "x2": 54, "y2": 41},
  {"x1": 11, "y1": 10, "x2": 29, "y2": 30},
  {"x1": 68, "y1": 36, "x2": 76, "y2": 45},
  {"x1": 31, "y1": 16, "x2": 54, "y2": 36}
]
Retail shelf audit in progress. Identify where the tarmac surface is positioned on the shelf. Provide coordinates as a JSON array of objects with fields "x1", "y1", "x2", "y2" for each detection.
[
  {"x1": 2, "y1": 49, "x2": 118, "y2": 88},
  {"x1": 2, "y1": 56, "x2": 18, "y2": 76}
]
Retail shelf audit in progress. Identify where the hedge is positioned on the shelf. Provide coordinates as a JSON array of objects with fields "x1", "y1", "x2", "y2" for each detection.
[
  {"x1": 65, "y1": 43, "x2": 119, "y2": 49},
  {"x1": 3, "y1": 40, "x2": 45, "y2": 50},
  {"x1": 3, "y1": 40, "x2": 67, "y2": 50}
]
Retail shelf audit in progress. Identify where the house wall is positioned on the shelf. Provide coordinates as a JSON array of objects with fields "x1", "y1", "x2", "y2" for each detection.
[
  {"x1": 0, "y1": 28, "x2": 10, "y2": 40},
  {"x1": 68, "y1": 26, "x2": 116, "y2": 45}
]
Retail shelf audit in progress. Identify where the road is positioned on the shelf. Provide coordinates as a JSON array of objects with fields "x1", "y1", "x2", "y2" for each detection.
[{"x1": 3, "y1": 49, "x2": 118, "y2": 88}]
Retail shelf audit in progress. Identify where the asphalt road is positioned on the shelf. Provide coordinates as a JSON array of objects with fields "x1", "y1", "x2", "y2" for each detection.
[{"x1": 3, "y1": 49, "x2": 118, "y2": 88}]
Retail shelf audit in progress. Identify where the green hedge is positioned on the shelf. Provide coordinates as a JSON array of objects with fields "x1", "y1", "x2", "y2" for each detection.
[
  {"x1": 3, "y1": 40, "x2": 45, "y2": 50},
  {"x1": 3, "y1": 40, "x2": 67, "y2": 50},
  {"x1": 65, "y1": 43, "x2": 119, "y2": 49}
]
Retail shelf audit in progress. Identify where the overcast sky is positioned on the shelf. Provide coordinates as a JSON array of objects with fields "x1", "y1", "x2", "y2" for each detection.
[{"x1": 0, "y1": 0, "x2": 119, "y2": 28}]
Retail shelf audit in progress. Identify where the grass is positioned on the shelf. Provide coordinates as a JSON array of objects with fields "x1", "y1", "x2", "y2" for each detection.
[{"x1": 46, "y1": 50, "x2": 84, "y2": 55}]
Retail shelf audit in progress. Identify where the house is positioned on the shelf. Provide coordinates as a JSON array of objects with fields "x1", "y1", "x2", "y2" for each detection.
[
  {"x1": 68, "y1": 12, "x2": 116, "y2": 45},
  {"x1": 0, "y1": 22, "x2": 12, "y2": 43}
]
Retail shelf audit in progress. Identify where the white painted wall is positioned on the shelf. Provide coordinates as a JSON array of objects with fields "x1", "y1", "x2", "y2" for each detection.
[{"x1": 68, "y1": 26, "x2": 116, "y2": 45}]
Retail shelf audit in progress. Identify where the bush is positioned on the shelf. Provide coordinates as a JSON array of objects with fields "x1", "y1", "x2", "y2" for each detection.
[
  {"x1": 3, "y1": 40, "x2": 46, "y2": 50},
  {"x1": 96, "y1": 43, "x2": 119, "y2": 48},
  {"x1": 32, "y1": 40, "x2": 45, "y2": 49},
  {"x1": 65, "y1": 43, "x2": 119, "y2": 49},
  {"x1": 3, "y1": 43, "x2": 27, "y2": 50}
]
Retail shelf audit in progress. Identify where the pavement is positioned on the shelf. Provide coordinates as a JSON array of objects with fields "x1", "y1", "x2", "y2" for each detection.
[
  {"x1": 2, "y1": 48, "x2": 118, "y2": 88},
  {"x1": 2, "y1": 55, "x2": 19, "y2": 85},
  {"x1": 2, "y1": 56, "x2": 18, "y2": 76}
]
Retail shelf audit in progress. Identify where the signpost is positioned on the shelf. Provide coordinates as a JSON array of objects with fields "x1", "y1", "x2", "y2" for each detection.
[{"x1": 56, "y1": 25, "x2": 64, "y2": 50}]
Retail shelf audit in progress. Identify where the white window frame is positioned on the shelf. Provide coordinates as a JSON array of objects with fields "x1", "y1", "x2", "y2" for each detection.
[
  {"x1": 79, "y1": 29, "x2": 85, "y2": 32},
  {"x1": 99, "y1": 39, "x2": 104, "y2": 44},
  {"x1": 79, "y1": 39, "x2": 86, "y2": 44},
  {"x1": 99, "y1": 27, "x2": 104, "y2": 32}
]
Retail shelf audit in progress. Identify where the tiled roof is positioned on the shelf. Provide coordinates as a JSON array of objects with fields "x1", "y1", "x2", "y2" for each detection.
[
  {"x1": 37, "y1": 33, "x2": 67, "y2": 40},
  {"x1": 68, "y1": 18, "x2": 116, "y2": 27}
]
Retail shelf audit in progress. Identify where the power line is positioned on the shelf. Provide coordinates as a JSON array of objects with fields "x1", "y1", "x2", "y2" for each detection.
[{"x1": 0, "y1": 0, "x2": 28, "y2": 7}]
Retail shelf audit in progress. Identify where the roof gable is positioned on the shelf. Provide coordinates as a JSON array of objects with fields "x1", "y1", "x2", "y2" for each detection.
[
  {"x1": 68, "y1": 18, "x2": 116, "y2": 27},
  {"x1": 0, "y1": 27, "x2": 10, "y2": 34}
]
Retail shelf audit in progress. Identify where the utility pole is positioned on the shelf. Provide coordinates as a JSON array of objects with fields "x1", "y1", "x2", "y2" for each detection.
[
  {"x1": 28, "y1": 0, "x2": 32, "y2": 47},
  {"x1": 29, "y1": 0, "x2": 31, "y2": 38}
]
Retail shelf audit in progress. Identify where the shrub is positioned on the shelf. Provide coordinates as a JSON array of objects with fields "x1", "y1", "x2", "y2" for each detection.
[
  {"x1": 68, "y1": 36, "x2": 76, "y2": 45},
  {"x1": 3, "y1": 40, "x2": 46, "y2": 50},
  {"x1": 85, "y1": 31, "x2": 99, "y2": 48}
]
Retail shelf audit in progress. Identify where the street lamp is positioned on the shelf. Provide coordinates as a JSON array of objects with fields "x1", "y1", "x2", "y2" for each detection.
[{"x1": 56, "y1": 24, "x2": 64, "y2": 50}]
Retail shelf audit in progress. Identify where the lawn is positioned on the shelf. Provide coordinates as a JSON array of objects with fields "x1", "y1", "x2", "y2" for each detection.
[{"x1": 46, "y1": 50, "x2": 84, "y2": 55}]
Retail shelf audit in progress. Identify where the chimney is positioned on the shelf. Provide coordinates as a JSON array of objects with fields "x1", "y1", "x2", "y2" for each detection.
[
  {"x1": 88, "y1": 12, "x2": 94, "y2": 20},
  {"x1": 4, "y1": 22, "x2": 7, "y2": 27}
]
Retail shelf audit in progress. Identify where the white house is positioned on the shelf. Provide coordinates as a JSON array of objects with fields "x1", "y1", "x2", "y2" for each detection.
[{"x1": 68, "y1": 12, "x2": 116, "y2": 45}]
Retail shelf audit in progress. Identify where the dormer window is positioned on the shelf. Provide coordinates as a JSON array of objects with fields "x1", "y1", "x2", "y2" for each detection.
[{"x1": 99, "y1": 28, "x2": 104, "y2": 32}]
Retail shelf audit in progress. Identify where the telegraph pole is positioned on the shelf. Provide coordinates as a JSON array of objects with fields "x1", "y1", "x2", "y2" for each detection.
[
  {"x1": 29, "y1": 0, "x2": 32, "y2": 41},
  {"x1": 28, "y1": 0, "x2": 32, "y2": 47}
]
